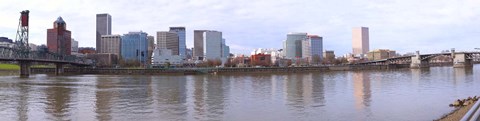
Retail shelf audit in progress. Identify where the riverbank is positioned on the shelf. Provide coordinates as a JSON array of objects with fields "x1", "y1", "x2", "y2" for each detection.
[
  {"x1": 30, "y1": 64, "x2": 411, "y2": 75},
  {"x1": 436, "y1": 104, "x2": 473, "y2": 121},
  {"x1": 436, "y1": 97, "x2": 478, "y2": 121}
]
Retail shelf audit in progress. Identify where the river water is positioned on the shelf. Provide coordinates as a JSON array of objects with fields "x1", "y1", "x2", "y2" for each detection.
[{"x1": 0, "y1": 66, "x2": 479, "y2": 121}]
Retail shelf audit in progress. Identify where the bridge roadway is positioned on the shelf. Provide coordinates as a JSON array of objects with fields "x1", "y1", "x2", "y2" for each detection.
[
  {"x1": 356, "y1": 51, "x2": 480, "y2": 68},
  {"x1": 0, "y1": 46, "x2": 89, "y2": 77}
]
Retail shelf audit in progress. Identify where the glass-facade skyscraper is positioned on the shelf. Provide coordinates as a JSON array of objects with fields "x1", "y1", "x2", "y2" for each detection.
[
  {"x1": 121, "y1": 32, "x2": 148, "y2": 64},
  {"x1": 302, "y1": 35, "x2": 323, "y2": 62},
  {"x1": 284, "y1": 33, "x2": 307, "y2": 59},
  {"x1": 169, "y1": 27, "x2": 186, "y2": 58},
  {"x1": 204, "y1": 31, "x2": 222, "y2": 60}
]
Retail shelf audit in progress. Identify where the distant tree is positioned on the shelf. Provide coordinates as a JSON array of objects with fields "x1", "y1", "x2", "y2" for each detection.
[
  {"x1": 287, "y1": 59, "x2": 292, "y2": 67},
  {"x1": 204, "y1": 59, "x2": 222, "y2": 67},
  {"x1": 311, "y1": 55, "x2": 322, "y2": 65},
  {"x1": 196, "y1": 61, "x2": 208, "y2": 67},
  {"x1": 206, "y1": 59, "x2": 214, "y2": 67},
  {"x1": 334, "y1": 57, "x2": 348, "y2": 65},
  {"x1": 213, "y1": 58, "x2": 222, "y2": 66},
  {"x1": 322, "y1": 55, "x2": 335, "y2": 65},
  {"x1": 224, "y1": 58, "x2": 235, "y2": 67}
]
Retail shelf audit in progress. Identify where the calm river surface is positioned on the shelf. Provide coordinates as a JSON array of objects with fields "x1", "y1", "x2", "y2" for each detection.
[{"x1": 1, "y1": 66, "x2": 480, "y2": 121}]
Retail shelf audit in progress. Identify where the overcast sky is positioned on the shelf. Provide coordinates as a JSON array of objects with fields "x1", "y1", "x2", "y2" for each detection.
[{"x1": 0, "y1": 0, "x2": 479, "y2": 55}]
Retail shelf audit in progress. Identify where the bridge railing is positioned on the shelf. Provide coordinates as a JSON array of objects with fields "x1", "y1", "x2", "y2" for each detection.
[{"x1": 460, "y1": 99, "x2": 480, "y2": 121}]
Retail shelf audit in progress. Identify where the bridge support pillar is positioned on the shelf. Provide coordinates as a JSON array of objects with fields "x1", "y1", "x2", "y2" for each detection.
[
  {"x1": 19, "y1": 61, "x2": 30, "y2": 78},
  {"x1": 410, "y1": 51, "x2": 429, "y2": 69},
  {"x1": 55, "y1": 63, "x2": 64, "y2": 75},
  {"x1": 453, "y1": 53, "x2": 472, "y2": 68}
]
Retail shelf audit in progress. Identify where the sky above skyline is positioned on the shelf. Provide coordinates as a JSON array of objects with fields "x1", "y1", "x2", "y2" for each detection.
[{"x1": 0, "y1": 0, "x2": 479, "y2": 56}]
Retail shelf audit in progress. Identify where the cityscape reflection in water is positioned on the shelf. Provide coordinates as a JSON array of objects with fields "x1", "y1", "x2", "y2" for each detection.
[{"x1": 0, "y1": 66, "x2": 480, "y2": 120}]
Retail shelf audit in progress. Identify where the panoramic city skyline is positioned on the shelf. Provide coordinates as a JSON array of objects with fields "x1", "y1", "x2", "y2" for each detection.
[{"x1": 0, "y1": 0, "x2": 479, "y2": 55}]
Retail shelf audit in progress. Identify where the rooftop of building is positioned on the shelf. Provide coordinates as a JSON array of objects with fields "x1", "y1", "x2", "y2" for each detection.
[
  {"x1": 101, "y1": 34, "x2": 122, "y2": 37},
  {"x1": 156, "y1": 31, "x2": 177, "y2": 33},
  {"x1": 194, "y1": 30, "x2": 221, "y2": 32},
  {"x1": 125, "y1": 31, "x2": 147, "y2": 34},
  {"x1": 96, "y1": 13, "x2": 111, "y2": 16},
  {"x1": 169, "y1": 27, "x2": 185, "y2": 29},
  {"x1": 324, "y1": 50, "x2": 334, "y2": 52},
  {"x1": 54, "y1": 16, "x2": 66, "y2": 24},
  {"x1": 307, "y1": 35, "x2": 322, "y2": 38},
  {"x1": 287, "y1": 32, "x2": 308, "y2": 35},
  {"x1": 354, "y1": 26, "x2": 369, "y2": 29}
]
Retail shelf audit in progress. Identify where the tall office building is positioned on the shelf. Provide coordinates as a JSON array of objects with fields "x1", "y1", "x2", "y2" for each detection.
[
  {"x1": 223, "y1": 46, "x2": 230, "y2": 58},
  {"x1": 71, "y1": 38, "x2": 78, "y2": 53},
  {"x1": 156, "y1": 32, "x2": 179, "y2": 55},
  {"x1": 352, "y1": 27, "x2": 369, "y2": 55},
  {"x1": 323, "y1": 50, "x2": 335, "y2": 61},
  {"x1": 302, "y1": 35, "x2": 323, "y2": 62},
  {"x1": 96, "y1": 13, "x2": 112, "y2": 53},
  {"x1": 186, "y1": 48, "x2": 193, "y2": 59},
  {"x1": 221, "y1": 38, "x2": 230, "y2": 58},
  {"x1": 148, "y1": 36, "x2": 155, "y2": 52},
  {"x1": 147, "y1": 36, "x2": 155, "y2": 64},
  {"x1": 193, "y1": 30, "x2": 223, "y2": 60},
  {"x1": 47, "y1": 17, "x2": 71, "y2": 55},
  {"x1": 204, "y1": 31, "x2": 223, "y2": 60},
  {"x1": 99, "y1": 35, "x2": 122, "y2": 56},
  {"x1": 169, "y1": 27, "x2": 186, "y2": 57},
  {"x1": 121, "y1": 32, "x2": 148, "y2": 63},
  {"x1": 284, "y1": 33, "x2": 307, "y2": 59},
  {"x1": 193, "y1": 30, "x2": 205, "y2": 60}
]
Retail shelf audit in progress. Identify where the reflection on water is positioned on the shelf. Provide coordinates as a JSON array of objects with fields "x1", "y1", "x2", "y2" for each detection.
[
  {"x1": 154, "y1": 76, "x2": 187, "y2": 121},
  {"x1": 44, "y1": 78, "x2": 74, "y2": 121},
  {"x1": 353, "y1": 72, "x2": 371, "y2": 109},
  {"x1": 454, "y1": 67, "x2": 473, "y2": 84},
  {"x1": 17, "y1": 80, "x2": 29, "y2": 121},
  {"x1": 0, "y1": 66, "x2": 480, "y2": 121}
]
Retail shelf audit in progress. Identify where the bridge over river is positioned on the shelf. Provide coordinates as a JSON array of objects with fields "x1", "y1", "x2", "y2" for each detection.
[
  {"x1": 355, "y1": 50, "x2": 480, "y2": 68},
  {"x1": 0, "y1": 46, "x2": 89, "y2": 77}
]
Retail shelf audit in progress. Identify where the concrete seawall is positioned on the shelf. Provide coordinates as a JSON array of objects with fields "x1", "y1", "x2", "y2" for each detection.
[{"x1": 31, "y1": 64, "x2": 411, "y2": 75}]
